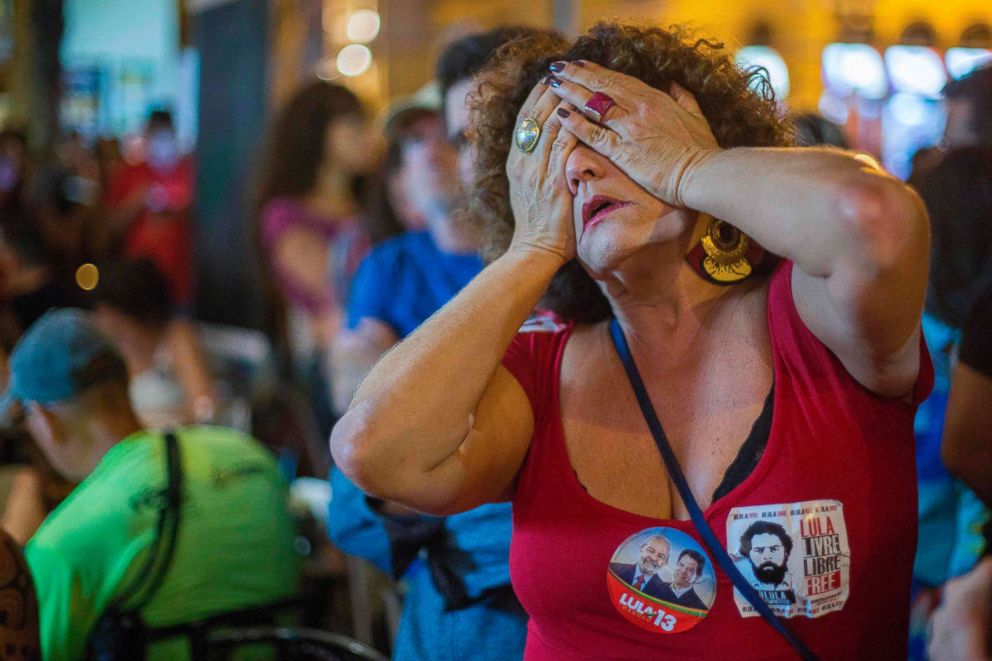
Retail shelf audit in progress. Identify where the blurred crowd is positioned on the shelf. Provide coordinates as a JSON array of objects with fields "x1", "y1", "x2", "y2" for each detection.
[{"x1": 0, "y1": 22, "x2": 990, "y2": 661}]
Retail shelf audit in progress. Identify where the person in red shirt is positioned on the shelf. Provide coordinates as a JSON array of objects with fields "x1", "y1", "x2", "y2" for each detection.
[
  {"x1": 331, "y1": 23, "x2": 931, "y2": 658},
  {"x1": 103, "y1": 110, "x2": 194, "y2": 308}
]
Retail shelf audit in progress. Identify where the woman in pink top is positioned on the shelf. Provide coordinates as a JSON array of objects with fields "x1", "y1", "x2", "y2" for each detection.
[
  {"x1": 332, "y1": 25, "x2": 932, "y2": 658},
  {"x1": 255, "y1": 81, "x2": 377, "y2": 368}
]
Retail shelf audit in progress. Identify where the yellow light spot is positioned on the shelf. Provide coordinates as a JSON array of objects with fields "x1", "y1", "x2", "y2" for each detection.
[
  {"x1": 853, "y1": 152, "x2": 882, "y2": 171},
  {"x1": 76, "y1": 263, "x2": 99, "y2": 291}
]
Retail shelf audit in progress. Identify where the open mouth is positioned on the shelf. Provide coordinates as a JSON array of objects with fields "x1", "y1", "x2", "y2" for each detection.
[{"x1": 581, "y1": 195, "x2": 631, "y2": 230}]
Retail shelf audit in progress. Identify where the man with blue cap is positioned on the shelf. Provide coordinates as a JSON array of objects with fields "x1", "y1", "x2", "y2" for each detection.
[{"x1": 4, "y1": 308, "x2": 300, "y2": 660}]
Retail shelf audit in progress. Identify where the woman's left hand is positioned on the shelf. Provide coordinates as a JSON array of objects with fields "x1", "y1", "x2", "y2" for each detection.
[{"x1": 546, "y1": 60, "x2": 720, "y2": 208}]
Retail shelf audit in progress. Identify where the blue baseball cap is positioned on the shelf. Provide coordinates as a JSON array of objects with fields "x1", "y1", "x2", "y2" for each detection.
[{"x1": 0, "y1": 308, "x2": 128, "y2": 418}]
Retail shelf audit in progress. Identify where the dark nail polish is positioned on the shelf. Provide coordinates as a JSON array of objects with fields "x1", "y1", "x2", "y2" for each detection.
[
  {"x1": 549, "y1": 61, "x2": 565, "y2": 73},
  {"x1": 573, "y1": 60, "x2": 586, "y2": 67},
  {"x1": 541, "y1": 74, "x2": 552, "y2": 85},
  {"x1": 557, "y1": 108, "x2": 570, "y2": 118},
  {"x1": 549, "y1": 77, "x2": 562, "y2": 88}
]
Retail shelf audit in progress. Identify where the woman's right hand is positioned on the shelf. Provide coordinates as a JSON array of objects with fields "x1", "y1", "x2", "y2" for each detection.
[{"x1": 505, "y1": 82, "x2": 578, "y2": 265}]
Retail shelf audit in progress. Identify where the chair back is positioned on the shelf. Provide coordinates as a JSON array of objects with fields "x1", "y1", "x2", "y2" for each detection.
[{"x1": 206, "y1": 626, "x2": 389, "y2": 661}]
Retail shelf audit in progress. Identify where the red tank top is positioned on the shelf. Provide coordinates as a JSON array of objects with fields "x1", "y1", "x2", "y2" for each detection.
[{"x1": 501, "y1": 262, "x2": 933, "y2": 660}]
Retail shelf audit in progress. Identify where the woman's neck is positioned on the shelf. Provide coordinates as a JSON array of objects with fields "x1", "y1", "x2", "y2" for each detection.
[
  {"x1": 602, "y1": 241, "x2": 741, "y2": 361},
  {"x1": 305, "y1": 165, "x2": 357, "y2": 219},
  {"x1": 428, "y1": 214, "x2": 481, "y2": 254}
]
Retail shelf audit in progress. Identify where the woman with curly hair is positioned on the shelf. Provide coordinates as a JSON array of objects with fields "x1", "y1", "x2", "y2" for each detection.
[{"x1": 332, "y1": 24, "x2": 932, "y2": 658}]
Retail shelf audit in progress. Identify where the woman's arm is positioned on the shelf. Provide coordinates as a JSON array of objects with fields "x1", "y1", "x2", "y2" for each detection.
[
  {"x1": 679, "y1": 147, "x2": 928, "y2": 397},
  {"x1": 548, "y1": 61, "x2": 927, "y2": 396},
  {"x1": 942, "y1": 290, "x2": 992, "y2": 507},
  {"x1": 332, "y1": 84, "x2": 578, "y2": 515},
  {"x1": 168, "y1": 319, "x2": 217, "y2": 422},
  {"x1": 329, "y1": 319, "x2": 398, "y2": 417},
  {"x1": 1, "y1": 468, "x2": 47, "y2": 545},
  {"x1": 941, "y1": 362, "x2": 992, "y2": 508},
  {"x1": 332, "y1": 249, "x2": 559, "y2": 514}
]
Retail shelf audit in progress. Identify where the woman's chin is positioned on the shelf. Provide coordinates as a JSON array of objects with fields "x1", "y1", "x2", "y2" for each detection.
[
  {"x1": 578, "y1": 227, "x2": 655, "y2": 274},
  {"x1": 577, "y1": 244, "x2": 636, "y2": 279}
]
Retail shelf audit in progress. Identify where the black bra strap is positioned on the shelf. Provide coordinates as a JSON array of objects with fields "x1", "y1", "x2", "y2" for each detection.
[{"x1": 609, "y1": 319, "x2": 817, "y2": 660}]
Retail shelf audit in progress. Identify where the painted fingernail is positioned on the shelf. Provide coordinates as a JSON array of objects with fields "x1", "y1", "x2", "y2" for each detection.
[
  {"x1": 541, "y1": 74, "x2": 552, "y2": 85},
  {"x1": 549, "y1": 77, "x2": 562, "y2": 88},
  {"x1": 557, "y1": 108, "x2": 571, "y2": 118},
  {"x1": 549, "y1": 61, "x2": 566, "y2": 73},
  {"x1": 573, "y1": 60, "x2": 586, "y2": 67}
]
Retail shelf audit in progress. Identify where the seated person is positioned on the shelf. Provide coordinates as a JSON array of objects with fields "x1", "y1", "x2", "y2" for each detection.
[
  {"x1": 327, "y1": 28, "x2": 544, "y2": 660},
  {"x1": 89, "y1": 258, "x2": 216, "y2": 428},
  {"x1": 0, "y1": 220, "x2": 78, "y2": 354},
  {"x1": 0, "y1": 219, "x2": 80, "y2": 545},
  {"x1": 929, "y1": 284, "x2": 992, "y2": 659},
  {"x1": 2, "y1": 309, "x2": 300, "y2": 660}
]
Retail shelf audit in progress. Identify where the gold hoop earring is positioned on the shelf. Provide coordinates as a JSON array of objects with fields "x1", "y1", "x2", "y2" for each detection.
[
  {"x1": 685, "y1": 215, "x2": 759, "y2": 285},
  {"x1": 701, "y1": 218, "x2": 751, "y2": 283}
]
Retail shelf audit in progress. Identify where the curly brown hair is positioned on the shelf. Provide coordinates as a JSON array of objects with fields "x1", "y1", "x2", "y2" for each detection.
[{"x1": 468, "y1": 23, "x2": 792, "y2": 322}]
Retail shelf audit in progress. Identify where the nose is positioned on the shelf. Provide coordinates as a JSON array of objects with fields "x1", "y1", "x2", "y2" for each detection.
[{"x1": 565, "y1": 145, "x2": 608, "y2": 196}]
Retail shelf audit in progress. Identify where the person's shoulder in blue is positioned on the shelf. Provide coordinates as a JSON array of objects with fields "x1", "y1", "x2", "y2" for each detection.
[
  {"x1": 346, "y1": 230, "x2": 482, "y2": 338},
  {"x1": 329, "y1": 52, "x2": 534, "y2": 657}
]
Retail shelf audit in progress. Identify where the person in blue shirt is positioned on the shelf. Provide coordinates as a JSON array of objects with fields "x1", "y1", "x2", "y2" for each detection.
[{"x1": 327, "y1": 28, "x2": 552, "y2": 661}]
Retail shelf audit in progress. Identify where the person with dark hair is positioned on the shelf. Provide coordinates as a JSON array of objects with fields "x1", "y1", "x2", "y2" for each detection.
[
  {"x1": 103, "y1": 109, "x2": 195, "y2": 308},
  {"x1": 917, "y1": 147, "x2": 992, "y2": 329},
  {"x1": 333, "y1": 22, "x2": 931, "y2": 657},
  {"x1": 0, "y1": 221, "x2": 77, "y2": 353},
  {"x1": 254, "y1": 81, "x2": 377, "y2": 435},
  {"x1": 438, "y1": 26, "x2": 554, "y2": 187},
  {"x1": 31, "y1": 131, "x2": 101, "y2": 269},
  {"x1": 0, "y1": 220, "x2": 80, "y2": 546},
  {"x1": 330, "y1": 104, "x2": 478, "y2": 413},
  {"x1": 904, "y1": 147, "x2": 992, "y2": 659},
  {"x1": 327, "y1": 29, "x2": 546, "y2": 661},
  {"x1": 655, "y1": 549, "x2": 709, "y2": 611},
  {"x1": 942, "y1": 285, "x2": 992, "y2": 510},
  {"x1": 928, "y1": 283, "x2": 992, "y2": 660},
  {"x1": 3, "y1": 309, "x2": 300, "y2": 661},
  {"x1": 89, "y1": 259, "x2": 216, "y2": 429},
  {"x1": 737, "y1": 521, "x2": 795, "y2": 594},
  {"x1": 942, "y1": 64, "x2": 992, "y2": 150},
  {"x1": 909, "y1": 64, "x2": 992, "y2": 189}
]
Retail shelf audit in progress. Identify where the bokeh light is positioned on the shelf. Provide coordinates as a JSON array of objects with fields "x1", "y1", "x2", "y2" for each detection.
[
  {"x1": 735, "y1": 46, "x2": 790, "y2": 100},
  {"x1": 76, "y1": 263, "x2": 99, "y2": 291},
  {"x1": 946, "y1": 47, "x2": 992, "y2": 79},
  {"x1": 346, "y1": 10, "x2": 381, "y2": 43},
  {"x1": 336, "y1": 44, "x2": 373, "y2": 77},
  {"x1": 822, "y1": 43, "x2": 888, "y2": 100},
  {"x1": 885, "y1": 46, "x2": 946, "y2": 98}
]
